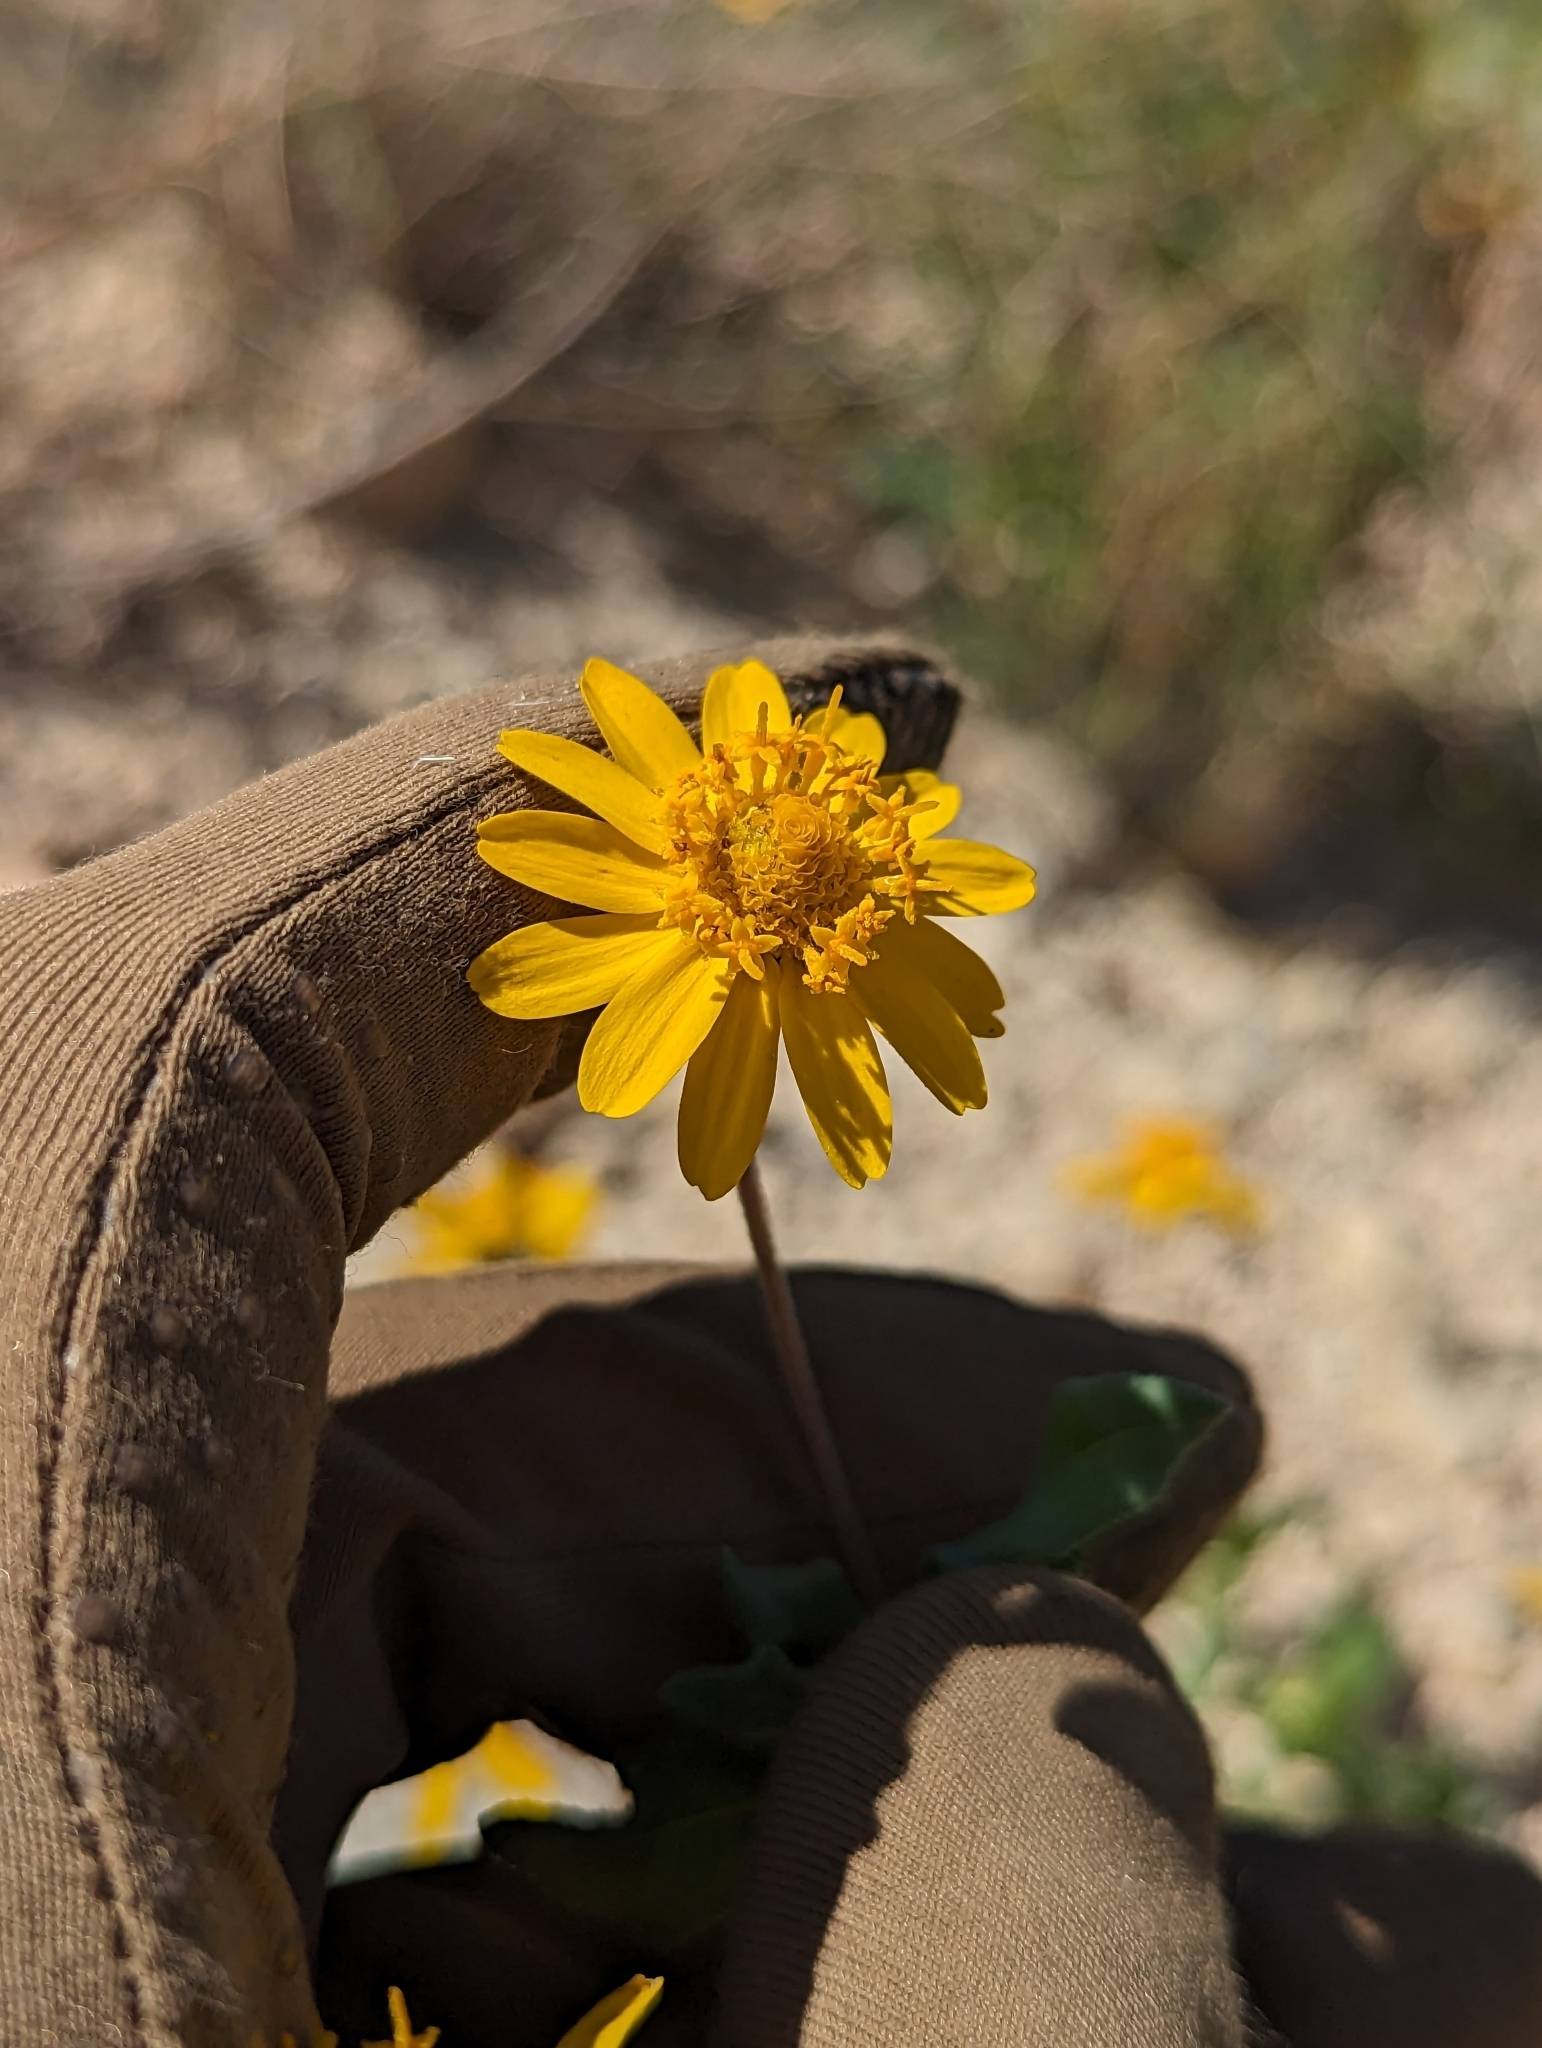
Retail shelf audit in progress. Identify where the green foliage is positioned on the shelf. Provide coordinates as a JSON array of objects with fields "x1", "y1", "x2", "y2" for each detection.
[
  {"x1": 826, "y1": 0, "x2": 1453, "y2": 748},
  {"x1": 672, "y1": 0, "x2": 1541, "y2": 837},
  {"x1": 930, "y1": 1373, "x2": 1229, "y2": 1575},
  {"x1": 1253, "y1": 1596, "x2": 1491, "y2": 1829},
  {"x1": 1165, "y1": 1514, "x2": 1494, "y2": 1833}
]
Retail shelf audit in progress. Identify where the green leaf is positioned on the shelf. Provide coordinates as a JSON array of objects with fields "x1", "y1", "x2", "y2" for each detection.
[
  {"x1": 658, "y1": 1644, "x2": 810, "y2": 1760},
  {"x1": 1255, "y1": 1596, "x2": 1402, "y2": 1763},
  {"x1": 718, "y1": 1548, "x2": 864, "y2": 1662},
  {"x1": 929, "y1": 1373, "x2": 1229, "y2": 1575}
]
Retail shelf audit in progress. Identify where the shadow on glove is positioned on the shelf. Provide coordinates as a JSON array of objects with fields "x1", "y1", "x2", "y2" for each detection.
[{"x1": 288, "y1": 1262, "x2": 1259, "y2": 2043}]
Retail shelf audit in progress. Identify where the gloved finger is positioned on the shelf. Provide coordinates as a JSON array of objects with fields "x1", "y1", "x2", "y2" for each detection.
[
  {"x1": 277, "y1": 1261, "x2": 1260, "y2": 2040},
  {"x1": 716, "y1": 1566, "x2": 1247, "y2": 2047},
  {"x1": 0, "y1": 637, "x2": 948, "y2": 2047},
  {"x1": 1227, "y1": 1823, "x2": 1542, "y2": 2048}
]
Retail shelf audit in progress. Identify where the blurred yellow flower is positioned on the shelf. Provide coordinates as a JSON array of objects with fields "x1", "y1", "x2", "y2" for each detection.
[
  {"x1": 409, "y1": 1148, "x2": 598, "y2": 1270},
  {"x1": 714, "y1": 0, "x2": 803, "y2": 20},
  {"x1": 470, "y1": 657, "x2": 1034, "y2": 1195},
  {"x1": 1066, "y1": 1117, "x2": 1261, "y2": 1236},
  {"x1": 1508, "y1": 1567, "x2": 1542, "y2": 1628}
]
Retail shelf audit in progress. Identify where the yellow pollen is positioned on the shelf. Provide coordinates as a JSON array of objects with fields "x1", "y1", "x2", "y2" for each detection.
[{"x1": 659, "y1": 716, "x2": 930, "y2": 993}]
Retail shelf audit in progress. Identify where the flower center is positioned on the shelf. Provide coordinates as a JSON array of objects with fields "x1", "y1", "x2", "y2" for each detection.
[
  {"x1": 658, "y1": 702, "x2": 934, "y2": 993},
  {"x1": 721, "y1": 793, "x2": 871, "y2": 940}
]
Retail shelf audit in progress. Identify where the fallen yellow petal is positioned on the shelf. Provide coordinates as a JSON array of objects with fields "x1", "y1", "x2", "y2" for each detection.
[
  {"x1": 328, "y1": 1717, "x2": 631, "y2": 1887},
  {"x1": 363, "y1": 1987, "x2": 438, "y2": 2048},
  {"x1": 556, "y1": 1976, "x2": 665, "y2": 2048}
]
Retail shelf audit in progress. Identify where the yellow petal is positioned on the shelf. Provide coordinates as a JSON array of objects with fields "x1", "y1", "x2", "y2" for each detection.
[
  {"x1": 825, "y1": 706, "x2": 886, "y2": 768},
  {"x1": 581, "y1": 657, "x2": 700, "y2": 791},
  {"x1": 853, "y1": 940, "x2": 987, "y2": 1114},
  {"x1": 579, "y1": 940, "x2": 732, "y2": 1117},
  {"x1": 469, "y1": 915, "x2": 670, "y2": 1019},
  {"x1": 879, "y1": 768, "x2": 960, "y2": 839},
  {"x1": 556, "y1": 1975, "x2": 664, "y2": 2048},
  {"x1": 330, "y1": 1716, "x2": 630, "y2": 1887},
  {"x1": 921, "y1": 838, "x2": 1038, "y2": 916},
  {"x1": 497, "y1": 730, "x2": 667, "y2": 854},
  {"x1": 880, "y1": 913, "x2": 1004, "y2": 1038},
  {"x1": 478, "y1": 812, "x2": 669, "y2": 913},
  {"x1": 678, "y1": 964, "x2": 780, "y2": 1199},
  {"x1": 363, "y1": 1988, "x2": 438, "y2": 2048},
  {"x1": 779, "y1": 972, "x2": 891, "y2": 1188},
  {"x1": 702, "y1": 660, "x2": 791, "y2": 752}
]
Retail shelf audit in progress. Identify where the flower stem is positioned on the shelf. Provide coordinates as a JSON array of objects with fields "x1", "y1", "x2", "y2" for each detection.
[{"x1": 736, "y1": 1160, "x2": 884, "y2": 1607}]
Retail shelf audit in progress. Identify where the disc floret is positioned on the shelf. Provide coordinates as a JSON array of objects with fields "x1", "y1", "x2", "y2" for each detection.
[{"x1": 657, "y1": 695, "x2": 934, "y2": 994}]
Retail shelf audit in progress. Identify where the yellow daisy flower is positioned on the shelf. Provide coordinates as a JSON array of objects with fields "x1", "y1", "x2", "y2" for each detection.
[
  {"x1": 1066, "y1": 1117, "x2": 1261, "y2": 1235},
  {"x1": 469, "y1": 658, "x2": 1036, "y2": 1195},
  {"x1": 407, "y1": 1147, "x2": 598, "y2": 1270},
  {"x1": 1508, "y1": 1566, "x2": 1542, "y2": 1628},
  {"x1": 714, "y1": 0, "x2": 803, "y2": 19}
]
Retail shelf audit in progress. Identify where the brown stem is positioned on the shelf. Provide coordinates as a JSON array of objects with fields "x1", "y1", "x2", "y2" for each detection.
[{"x1": 736, "y1": 1161, "x2": 884, "y2": 1606}]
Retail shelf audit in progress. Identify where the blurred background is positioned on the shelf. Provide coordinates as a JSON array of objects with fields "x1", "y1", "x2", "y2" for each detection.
[{"x1": 3, "y1": 0, "x2": 1540, "y2": 1859}]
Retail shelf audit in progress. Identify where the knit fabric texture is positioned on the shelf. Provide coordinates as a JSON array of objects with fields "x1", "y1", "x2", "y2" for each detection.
[{"x1": 718, "y1": 1568, "x2": 1246, "y2": 2047}]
